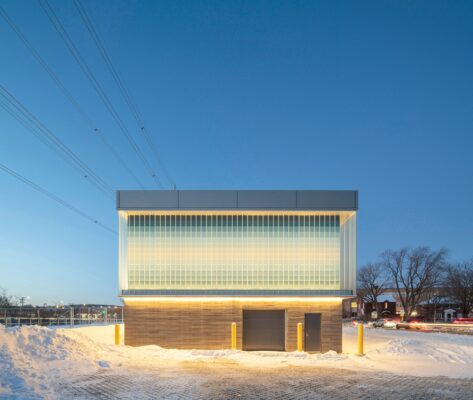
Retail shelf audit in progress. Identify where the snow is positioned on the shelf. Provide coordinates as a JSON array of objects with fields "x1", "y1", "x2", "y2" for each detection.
[
  {"x1": 343, "y1": 326, "x2": 473, "y2": 377},
  {"x1": 2, "y1": 323, "x2": 473, "y2": 398}
]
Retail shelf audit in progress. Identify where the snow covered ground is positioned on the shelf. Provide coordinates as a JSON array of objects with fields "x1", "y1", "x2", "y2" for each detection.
[{"x1": 1, "y1": 323, "x2": 473, "y2": 398}]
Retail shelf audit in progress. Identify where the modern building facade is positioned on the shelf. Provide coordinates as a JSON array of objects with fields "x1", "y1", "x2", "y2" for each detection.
[{"x1": 117, "y1": 190, "x2": 357, "y2": 352}]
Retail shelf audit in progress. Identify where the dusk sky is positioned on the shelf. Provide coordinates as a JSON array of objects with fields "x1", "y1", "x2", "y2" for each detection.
[{"x1": 1, "y1": 0, "x2": 472, "y2": 305}]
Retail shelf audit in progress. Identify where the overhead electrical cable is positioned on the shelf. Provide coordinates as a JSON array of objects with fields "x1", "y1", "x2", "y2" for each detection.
[
  {"x1": 38, "y1": 0, "x2": 163, "y2": 188},
  {"x1": 0, "y1": 88, "x2": 113, "y2": 200},
  {"x1": 0, "y1": 84, "x2": 114, "y2": 200},
  {"x1": 0, "y1": 97, "x2": 82, "y2": 173},
  {"x1": 0, "y1": 5, "x2": 145, "y2": 189},
  {"x1": 0, "y1": 162, "x2": 116, "y2": 234},
  {"x1": 74, "y1": 0, "x2": 176, "y2": 188}
]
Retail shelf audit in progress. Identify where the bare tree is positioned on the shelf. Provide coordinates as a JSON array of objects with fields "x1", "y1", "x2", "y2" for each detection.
[
  {"x1": 357, "y1": 262, "x2": 389, "y2": 311},
  {"x1": 444, "y1": 260, "x2": 473, "y2": 317},
  {"x1": 0, "y1": 288, "x2": 13, "y2": 307},
  {"x1": 381, "y1": 247, "x2": 447, "y2": 319}
]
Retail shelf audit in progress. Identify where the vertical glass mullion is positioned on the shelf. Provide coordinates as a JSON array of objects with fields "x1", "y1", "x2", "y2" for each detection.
[
  {"x1": 331, "y1": 215, "x2": 334, "y2": 286},
  {"x1": 128, "y1": 215, "x2": 133, "y2": 288},
  {"x1": 146, "y1": 215, "x2": 150, "y2": 289},
  {"x1": 321, "y1": 215, "x2": 325, "y2": 288},
  {"x1": 309, "y1": 215, "x2": 313, "y2": 288},
  {"x1": 282, "y1": 215, "x2": 285, "y2": 288},
  {"x1": 166, "y1": 215, "x2": 170, "y2": 288},
  {"x1": 289, "y1": 215, "x2": 292, "y2": 288},
  {"x1": 324, "y1": 215, "x2": 327, "y2": 288},
  {"x1": 179, "y1": 215, "x2": 182, "y2": 288},
  {"x1": 211, "y1": 215, "x2": 214, "y2": 288},
  {"x1": 164, "y1": 215, "x2": 168, "y2": 288},
  {"x1": 316, "y1": 214, "x2": 319, "y2": 288},
  {"x1": 246, "y1": 214, "x2": 249, "y2": 288},
  {"x1": 169, "y1": 215, "x2": 173, "y2": 287},
  {"x1": 303, "y1": 215, "x2": 306, "y2": 288},
  {"x1": 231, "y1": 215, "x2": 234, "y2": 287},
  {"x1": 270, "y1": 215, "x2": 274, "y2": 288},
  {"x1": 156, "y1": 215, "x2": 160, "y2": 288}
]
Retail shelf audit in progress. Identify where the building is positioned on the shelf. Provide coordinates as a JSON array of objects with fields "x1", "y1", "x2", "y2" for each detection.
[
  {"x1": 357, "y1": 294, "x2": 397, "y2": 321},
  {"x1": 117, "y1": 190, "x2": 357, "y2": 352},
  {"x1": 342, "y1": 297, "x2": 358, "y2": 318},
  {"x1": 355, "y1": 290, "x2": 403, "y2": 321},
  {"x1": 354, "y1": 288, "x2": 473, "y2": 322},
  {"x1": 417, "y1": 297, "x2": 471, "y2": 322}
]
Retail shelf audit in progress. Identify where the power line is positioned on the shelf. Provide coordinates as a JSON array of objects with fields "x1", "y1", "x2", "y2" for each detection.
[
  {"x1": 38, "y1": 0, "x2": 163, "y2": 188},
  {"x1": 0, "y1": 162, "x2": 116, "y2": 234},
  {"x1": 0, "y1": 84, "x2": 114, "y2": 200},
  {"x1": 0, "y1": 85, "x2": 113, "y2": 198},
  {"x1": 0, "y1": 4, "x2": 145, "y2": 189},
  {"x1": 0, "y1": 97, "x2": 81, "y2": 173},
  {"x1": 74, "y1": 0, "x2": 176, "y2": 188}
]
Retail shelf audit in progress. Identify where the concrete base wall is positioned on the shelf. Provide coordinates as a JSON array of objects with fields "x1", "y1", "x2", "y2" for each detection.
[{"x1": 124, "y1": 299, "x2": 342, "y2": 352}]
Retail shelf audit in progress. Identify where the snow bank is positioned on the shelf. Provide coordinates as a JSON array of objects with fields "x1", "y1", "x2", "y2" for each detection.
[
  {"x1": 0, "y1": 324, "x2": 112, "y2": 398},
  {"x1": 2, "y1": 323, "x2": 473, "y2": 397}
]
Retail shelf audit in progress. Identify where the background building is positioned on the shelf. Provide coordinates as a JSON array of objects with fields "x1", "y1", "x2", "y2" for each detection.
[
  {"x1": 117, "y1": 190, "x2": 357, "y2": 352},
  {"x1": 353, "y1": 288, "x2": 473, "y2": 322}
]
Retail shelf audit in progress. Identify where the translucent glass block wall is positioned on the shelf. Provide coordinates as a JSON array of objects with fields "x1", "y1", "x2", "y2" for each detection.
[
  {"x1": 119, "y1": 212, "x2": 356, "y2": 292},
  {"x1": 340, "y1": 213, "x2": 356, "y2": 295}
]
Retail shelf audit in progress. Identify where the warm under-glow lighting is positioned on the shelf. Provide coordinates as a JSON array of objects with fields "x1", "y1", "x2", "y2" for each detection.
[{"x1": 121, "y1": 296, "x2": 345, "y2": 303}]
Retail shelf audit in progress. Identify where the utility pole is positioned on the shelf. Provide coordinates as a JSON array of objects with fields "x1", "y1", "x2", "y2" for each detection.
[
  {"x1": 19, "y1": 296, "x2": 25, "y2": 318},
  {"x1": 17, "y1": 296, "x2": 28, "y2": 318}
]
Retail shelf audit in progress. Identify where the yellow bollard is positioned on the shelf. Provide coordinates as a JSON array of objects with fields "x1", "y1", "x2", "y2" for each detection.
[
  {"x1": 231, "y1": 322, "x2": 237, "y2": 350},
  {"x1": 297, "y1": 322, "x2": 303, "y2": 352},
  {"x1": 115, "y1": 324, "x2": 120, "y2": 345},
  {"x1": 357, "y1": 323, "x2": 364, "y2": 356}
]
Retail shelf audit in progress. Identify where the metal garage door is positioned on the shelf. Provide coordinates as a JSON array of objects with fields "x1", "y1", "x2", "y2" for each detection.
[{"x1": 243, "y1": 310, "x2": 285, "y2": 351}]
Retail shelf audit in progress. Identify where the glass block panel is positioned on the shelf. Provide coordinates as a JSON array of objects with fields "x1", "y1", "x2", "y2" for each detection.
[{"x1": 119, "y1": 212, "x2": 356, "y2": 291}]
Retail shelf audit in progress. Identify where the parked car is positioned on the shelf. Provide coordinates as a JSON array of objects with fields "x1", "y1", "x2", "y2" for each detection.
[
  {"x1": 372, "y1": 319, "x2": 385, "y2": 328},
  {"x1": 383, "y1": 319, "x2": 397, "y2": 329},
  {"x1": 372, "y1": 318, "x2": 398, "y2": 329}
]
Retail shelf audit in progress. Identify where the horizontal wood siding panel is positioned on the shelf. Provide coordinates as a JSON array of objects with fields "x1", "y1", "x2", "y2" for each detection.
[{"x1": 124, "y1": 300, "x2": 342, "y2": 352}]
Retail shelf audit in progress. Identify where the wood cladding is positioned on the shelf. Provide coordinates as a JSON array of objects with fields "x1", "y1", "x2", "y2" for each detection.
[{"x1": 124, "y1": 300, "x2": 342, "y2": 353}]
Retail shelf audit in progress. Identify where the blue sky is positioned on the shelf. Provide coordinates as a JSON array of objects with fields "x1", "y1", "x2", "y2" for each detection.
[{"x1": 1, "y1": 0, "x2": 472, "y2": 305}]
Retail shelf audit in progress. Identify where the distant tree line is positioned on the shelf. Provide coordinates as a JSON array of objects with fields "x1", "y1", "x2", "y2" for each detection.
[
  {"x1": 0, "y1": 288, "x2": 13, "y2": 307},
  {"x1": 357, "y1": 246, "x2": 473, "y2": 318}
]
